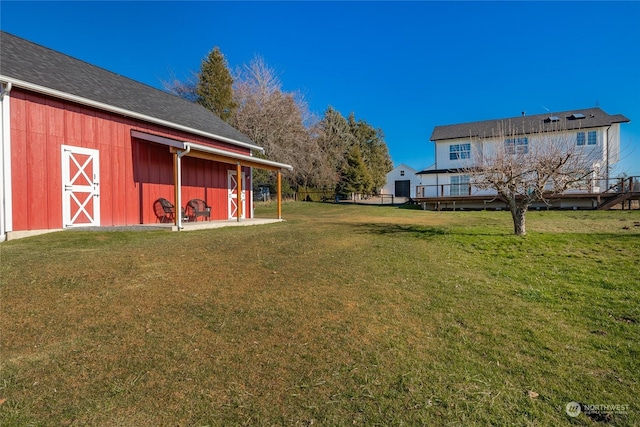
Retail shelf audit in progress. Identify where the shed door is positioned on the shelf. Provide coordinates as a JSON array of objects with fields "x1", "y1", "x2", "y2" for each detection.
[
  {"x1": 228, "y1": 170, "x2": 246, "y2": 219},
  {"x1": 61, "y1": 145, "x2": 100, "y2": 227},
  {"x1": 395, "y1": 180, "x2": 410, "y2": 198}
]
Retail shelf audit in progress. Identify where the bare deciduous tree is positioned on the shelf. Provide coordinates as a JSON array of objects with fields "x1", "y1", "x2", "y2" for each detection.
[
  {"x1": 231, "y1": 56, "x2": 321, "y2": 189},
  {"x1": 162, "y1": 70, "x2": 198, "y2": 102},
  {"x1": 164, "y1": 53, "x2": 395, "y2": 196},
  {"x1": 467, "y1": 122, "x2": 602, "y2": 236}
]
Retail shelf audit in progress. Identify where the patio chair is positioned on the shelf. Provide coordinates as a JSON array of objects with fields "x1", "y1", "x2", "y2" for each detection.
[
  {"x1": 186, "y1": 198, "x2": 211, "y2": 222},
  {"x1": 153, "y1": 198, "x2": 186, "y2": 223}
]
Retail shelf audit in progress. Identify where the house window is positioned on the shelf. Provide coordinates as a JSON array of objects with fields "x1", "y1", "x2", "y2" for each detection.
[
  {"x1": 400, "y1": 170, "x2": 405, "y2": 176},
  {"x1": 450, "y1": 175, "x2": 470, "y2": 196},
  {"x1": 450, "y1": 143, "x2": 471, "y2": 160},
  {"x1": 576, "y1": 132, "x2": 585, "y2": 146},
  {"x1": 588, "y1": 131, "x2": 597, "y2": 145},
  {"x1": 504, "y1": 137, "x2": 529, "y2": 154}
]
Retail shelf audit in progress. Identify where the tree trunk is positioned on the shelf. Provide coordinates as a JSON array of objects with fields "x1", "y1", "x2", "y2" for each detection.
[{"x1": 510, "y1": 206, "x2": 527, "y2": 236}]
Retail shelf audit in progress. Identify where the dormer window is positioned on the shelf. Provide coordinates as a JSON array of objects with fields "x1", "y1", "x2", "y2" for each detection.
[
  {"x1": 545, "y1": 116, "x2": 560, "y2": 123},
  {"x1": 569, "y1": 113, "x2": 585, "y2": 120}
]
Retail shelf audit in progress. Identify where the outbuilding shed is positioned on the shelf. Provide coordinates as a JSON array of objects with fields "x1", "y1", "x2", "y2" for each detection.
[
  {"x1": 381, "y1": 164, "x2": 420, "y2": 199},
  {"x1": 0, "y1": 32, "x2": 292, "y2": 241}
]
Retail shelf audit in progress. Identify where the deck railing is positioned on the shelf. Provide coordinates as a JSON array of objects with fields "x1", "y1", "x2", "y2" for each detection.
[
  {"x1": 415, "y1": 183, "x2": 491, "y2": 198},
  {"x1": 602, "y1": 176, "x2": 639, "y2": 193},
  {"x1": 416, "y1": 176, "x2": 639, "y2": 199}
]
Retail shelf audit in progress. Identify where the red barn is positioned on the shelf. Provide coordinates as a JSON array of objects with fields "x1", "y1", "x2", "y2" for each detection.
[{"x1": 0, "y1": 32, "x2": 292, "y2": 241}]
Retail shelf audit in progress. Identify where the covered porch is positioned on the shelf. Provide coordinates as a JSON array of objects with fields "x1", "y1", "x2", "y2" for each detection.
[{"x1": 133, "y1": 130, "x2": 293, "y2": 229}]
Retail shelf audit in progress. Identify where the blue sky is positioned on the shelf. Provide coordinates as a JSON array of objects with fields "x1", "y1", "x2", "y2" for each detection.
[{"x1": 2, "y1": 1, "x2": 639, "y2": 175}]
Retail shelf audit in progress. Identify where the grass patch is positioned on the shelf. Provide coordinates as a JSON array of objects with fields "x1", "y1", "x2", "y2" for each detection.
[{"x1": 1, "y1": 203, "x2": 639, "y2": 425}]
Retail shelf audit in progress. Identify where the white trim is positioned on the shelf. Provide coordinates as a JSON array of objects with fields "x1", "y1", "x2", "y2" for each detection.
[
  {"x1": 0, "y1": 75, "x2": 264, "y2": 153},
  {"x1": 1, "y1": 83, "x2": 12, "y2": 239},
  {"x1": 61, "y1": 145, "x2": 101, "y2": 228},
  {"x1": 186, "y1": 141, "x2": 293, "y2": 171},
  {"x1": 392, "y1": 163, "x2": 418, "y2": 173}
]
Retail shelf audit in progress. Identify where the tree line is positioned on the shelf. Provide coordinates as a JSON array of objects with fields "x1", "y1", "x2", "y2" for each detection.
[{"x1": 164, "y1": 47, "x2": 393, "y2": 197}]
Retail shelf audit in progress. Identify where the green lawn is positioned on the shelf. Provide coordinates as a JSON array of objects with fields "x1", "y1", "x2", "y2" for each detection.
[{"x1": 1, "y1": 203, "x2": 639, "y2": 426}]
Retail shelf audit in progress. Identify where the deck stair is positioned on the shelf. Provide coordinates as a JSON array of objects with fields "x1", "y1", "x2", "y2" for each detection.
[
  {"x1": 597, "y1": 176, "x2": 639, "y2": 210},
  {"x1": 597, "y1": 192, "x2": 632, "y2": 210}
]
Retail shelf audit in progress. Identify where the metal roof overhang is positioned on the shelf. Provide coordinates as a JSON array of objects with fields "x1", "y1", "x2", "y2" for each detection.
[
  {"x1": 131, "y1": 130, "x2": 293, "y2": 171},
  {"x1": 178, "y1": 142, "x2": 293, "y2": 171}
]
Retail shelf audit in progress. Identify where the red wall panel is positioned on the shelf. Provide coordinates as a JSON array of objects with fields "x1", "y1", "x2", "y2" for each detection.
[
  {"x1": 10, "y1": 129, "x2": 28, "y2": 231},
  {"x1": 46, "y1": 102, "x2": 65, "y2": 229},
  {"x1": 29, "y1": 132, "x2": 49, "y2": 229},
  {"x1": 82, "y1": 113, "x2": 96, "y2": 148},
  {"x1": 64, "y1": 104, "x2": 83, "y2": 145},
  {"x1": 25, "y1": 93, "x2": 46, "y2": 135},
  {"x1": 46, "y1": 135, "x2": 64, "y2": 229}
]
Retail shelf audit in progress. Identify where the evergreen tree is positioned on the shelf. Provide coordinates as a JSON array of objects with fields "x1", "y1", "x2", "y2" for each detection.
[
  {"x1": 196, "y1": 47, "x2": 236, "y2": 122},
  {"x1": 348, "y1": 115, "x2": 393, "y2": 194},
  {"x1": 315, "y1": 107, "x2": 354, "y2": 189},
  {"x1": 336, "y1": 144, "x2": 372, "y2": 196}
]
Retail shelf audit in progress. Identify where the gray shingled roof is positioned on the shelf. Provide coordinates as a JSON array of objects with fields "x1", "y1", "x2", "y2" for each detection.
[
  {"x1": 430, "y1": 107, "x2": 630, "y2": 141},
  {"x1": 0, "y1": 31, "x2": 260, "y2": 149}
]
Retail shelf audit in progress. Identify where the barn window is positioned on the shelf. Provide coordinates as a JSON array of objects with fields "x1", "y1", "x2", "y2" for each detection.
[{"x1": 400, "y1": 170, "x2": 405, "y2": 176}]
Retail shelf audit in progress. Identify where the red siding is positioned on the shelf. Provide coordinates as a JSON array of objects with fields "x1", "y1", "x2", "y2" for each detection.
[
  {"x1": 9, "y1": 89, "x2": 253, "y2": 231},
  {"x1": 46, "y1": 100, "x2": 65, "y2": 229}
]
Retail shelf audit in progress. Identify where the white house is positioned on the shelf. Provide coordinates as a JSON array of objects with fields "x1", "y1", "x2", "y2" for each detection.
[
  {"x1": 416, "y1": 107, "x2": 631, "y2": 209},
  {"x1": 382, "y1": 164, "x2": 420, "y2": 199}
]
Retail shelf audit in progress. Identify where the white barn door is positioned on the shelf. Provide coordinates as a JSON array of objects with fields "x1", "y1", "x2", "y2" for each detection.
[
  {"x1": 61, "y1": 145, "x2": 100, "y2": 227},
  {"x1": 227, "y1": 170, "x2": 245, "y2": 219}
]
